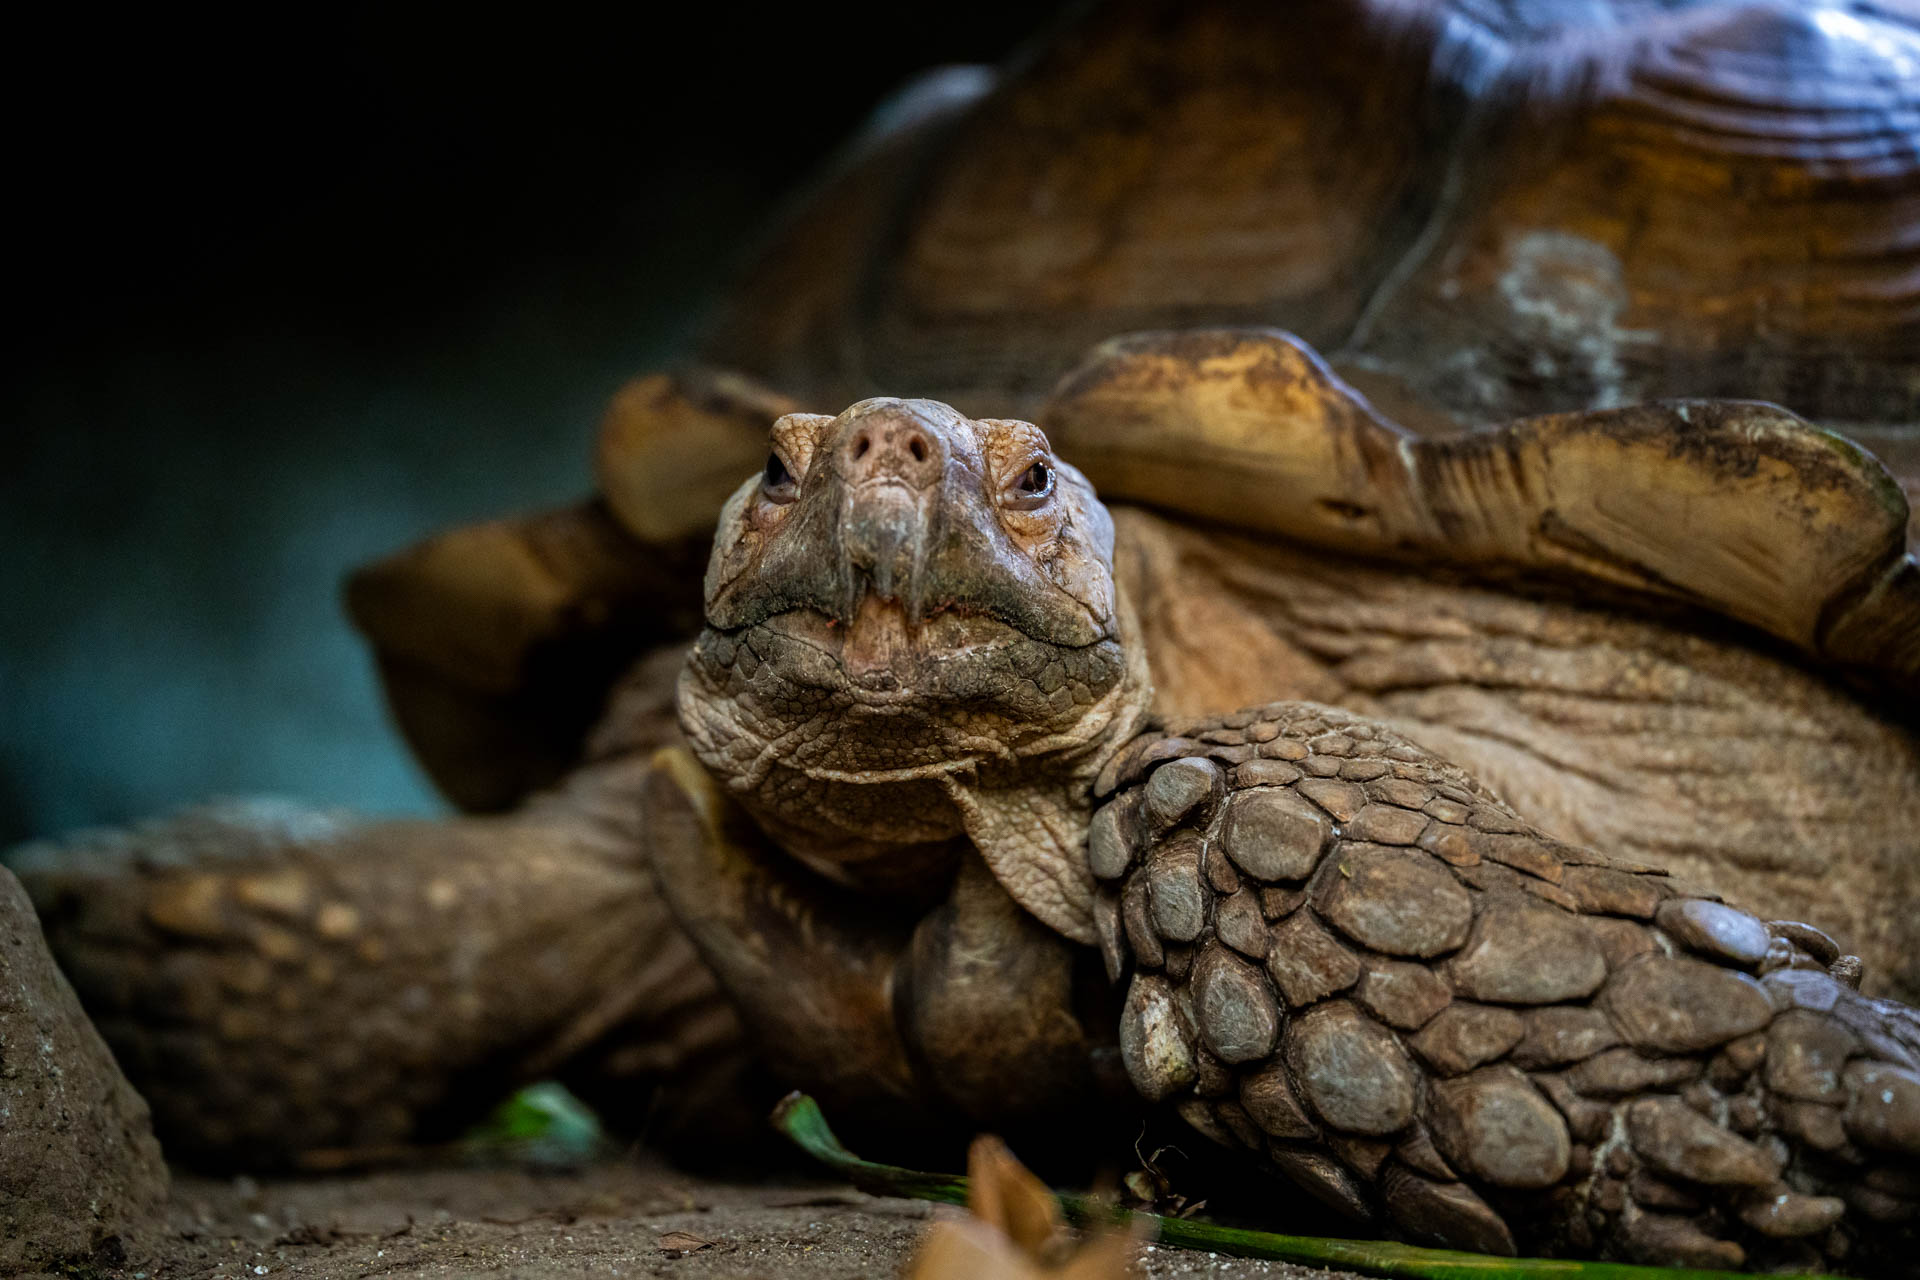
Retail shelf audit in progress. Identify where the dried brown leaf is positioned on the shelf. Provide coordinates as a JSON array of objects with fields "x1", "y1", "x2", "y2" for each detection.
[
  {"x1": 655, "y1": 1230, "x2": 715, "y2": 1257},
  {"x1": 969, "y1": 1136, "x2": 1067, "y2": 1260},
  {"x1": 903, "y1": 1136, "x2": 1138, "y2": 1279}
]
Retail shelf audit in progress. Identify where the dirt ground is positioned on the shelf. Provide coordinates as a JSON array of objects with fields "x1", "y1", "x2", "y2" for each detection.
[{"x1": 65, "y1": 1159, "x2": 1368, "y2": 1280}]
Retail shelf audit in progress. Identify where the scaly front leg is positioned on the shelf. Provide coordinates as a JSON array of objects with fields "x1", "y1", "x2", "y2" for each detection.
[
  {"x1": 1091, "y1": 702, "x2": 1920, "y2": 1276},
  {"x1": 646, "y1": 748, "x2": 1118, "y2": 1141}
]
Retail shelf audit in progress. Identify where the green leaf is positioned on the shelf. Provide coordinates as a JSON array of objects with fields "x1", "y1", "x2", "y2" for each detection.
[
  {"x1": 461, "y1": 1080, "x2": 606, "y2": 1167},
  {"x1": 769, "y1": 1093, "x2": 1841, "y2": 1280}
]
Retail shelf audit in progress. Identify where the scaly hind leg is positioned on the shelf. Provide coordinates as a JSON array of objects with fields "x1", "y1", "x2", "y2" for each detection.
[
  {"x1": 13, "y1": 756, "x2": 746, "y2": 1169},
  {"x1": 1093, "y1": 702, "x2": 1920, "y2": 1274}
]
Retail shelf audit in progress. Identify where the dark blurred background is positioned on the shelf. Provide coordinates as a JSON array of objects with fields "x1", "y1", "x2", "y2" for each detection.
[{"x1": 0, "y1": 4, "x2": 1067, "y2": 846}]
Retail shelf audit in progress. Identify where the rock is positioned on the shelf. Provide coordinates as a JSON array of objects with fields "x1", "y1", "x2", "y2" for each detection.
[
  {"x1": 1423, "y1": 798, "x2": 1470, "y2": 824},
  {"x1": 1219, "y1": 788, "x2": 1330, "y2": 881},
  {"x1": 1314, "y1": 846, "x2": 1472, "y2": 957},
  {"x1": 1626, "y1": 1096, "x2": 1778, "y2": 1187},
  {"x1": 1339, "y1": 759, "x2": 1390, "y2": 781},
  {"x1": 1381, "y1": 1165, "x2": 1517, "y2": 1256},
  {"x1": 1193, "y1": 945, "x2": 1280, "y2": 1064},
  {"x1": 1355, "y1": 959, "x2": 1452, "y2": 1030},
  {"x1": 1285, "y1": 1001, "x2": 1418, "y2": 1136},
  {"x1": 1605, "y1": 955, "x2": 1774, "y2": 1052},
  {"x1": 1214, "y1": 889, "x2": 1269, "y2": 959},
  {"x1": 1655, "y1": 899, "x2": 1771, "y2": 969},
  {"x1": 1241, "y1": 1061, "x2": 1318, "y2": 1139},
  {"x1": 1410, "y1": 1003, "x2": 1525, "y2": 1076},
  {"x1": 1449, "y1": 901, "x2": 1606, "y2": 1004},
  {"x1": 1510, "y1": 1006, "x2": 1622, "y2": 1068},
  {"x1": 1844, "y1": 1061, "x2": 1920, "y2": 1154},
  {"x1": 1120, "y1": 973, "x2": 1196, "y2": 1101},
  {"x1": 1429, "y1": 1066, "x2": 1572, "y2": 1189},
  {"x1": 0, "y1": 867, "x2": 167, "y2": 1272},
  {"x1": 1265, "y1": 910, "x2": 1360, "y2": 1006},
  {"x1": 1143, "y1": 757, "x2": 1222, "y2": 830},
  {"x1": 1764, "y1": 1010, "x2": 1857, "y2": 1103},
  {"x1": 1147, "y1": 836, "x2": 1207, "y2": 942}
]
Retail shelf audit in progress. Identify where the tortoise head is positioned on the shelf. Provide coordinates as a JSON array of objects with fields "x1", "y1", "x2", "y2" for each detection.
[{"x1": 677, "y1": 397, "x2": 1151, "y2": 940}]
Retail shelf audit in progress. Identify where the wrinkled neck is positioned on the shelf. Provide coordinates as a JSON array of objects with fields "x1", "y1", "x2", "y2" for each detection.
[
  {"x1": 677, "y1": 590, "x2": 1154, "y2": 934},
  {"x1": 941, "y1": 589, "x2": 1152, "y2": 942}
]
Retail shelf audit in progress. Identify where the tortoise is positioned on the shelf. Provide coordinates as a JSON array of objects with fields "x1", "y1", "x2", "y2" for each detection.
[{"x1": 14, "y1": 327, "x2": 1920, "y2": 1274}]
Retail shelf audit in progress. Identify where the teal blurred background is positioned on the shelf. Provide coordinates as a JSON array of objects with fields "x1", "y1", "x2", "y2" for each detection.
[{"x1": 0, "y1": 5, "x2": 1060, "y2": 845}]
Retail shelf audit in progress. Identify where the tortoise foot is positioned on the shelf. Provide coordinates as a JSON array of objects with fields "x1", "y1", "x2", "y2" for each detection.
[{"x1": 1092, "y1": 703, "x2": 1920, "y2": 1274}]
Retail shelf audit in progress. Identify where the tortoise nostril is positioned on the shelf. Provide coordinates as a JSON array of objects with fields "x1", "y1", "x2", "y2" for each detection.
[{"x1": 842, "y1": 415, "x2": 944, "y2": 484}]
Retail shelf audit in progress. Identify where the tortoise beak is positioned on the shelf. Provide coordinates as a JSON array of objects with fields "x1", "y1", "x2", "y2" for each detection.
[
  {"x1": 832, "y1": 401, "x2": 952, "y2": 623},
  {"x1": 839, "y1": 481, "x2": 929, "y2": 619}
]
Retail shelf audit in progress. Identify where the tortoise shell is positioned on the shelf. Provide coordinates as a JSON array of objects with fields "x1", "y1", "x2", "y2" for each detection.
[{"x1": 700, "y1": 0, "x2": 1920, "y2": 490}]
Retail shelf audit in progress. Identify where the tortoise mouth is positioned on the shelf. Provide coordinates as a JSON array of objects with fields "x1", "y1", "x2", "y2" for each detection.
[
  {"x1": 779, "y1": 597, "x2": 1026, "y2": 694},
  {"x1": 689, "y1": 599, "x2": 1130, "y2": 724}
]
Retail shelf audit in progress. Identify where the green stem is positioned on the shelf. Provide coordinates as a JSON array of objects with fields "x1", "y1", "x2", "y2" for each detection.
[{"x1": 769, "y1": 1094, "x2": 1841, "y2": 1280}]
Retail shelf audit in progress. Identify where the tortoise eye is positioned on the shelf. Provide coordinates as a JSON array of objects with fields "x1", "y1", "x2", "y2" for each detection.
[
  {"x1": 1008, "y1": 460, "x2": 1055, "y2": 510},
  {"x1": 762, "y1": 452, "x2": 798, "y2": 504}
]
